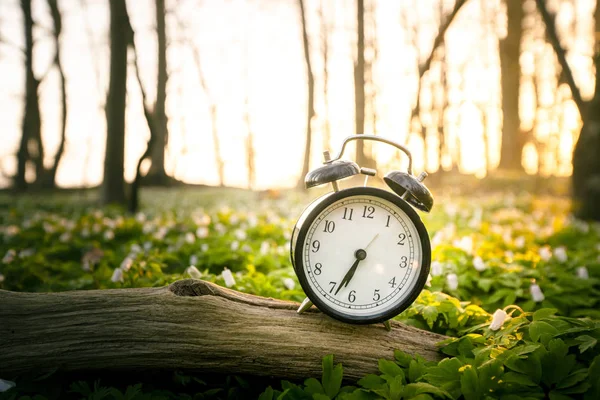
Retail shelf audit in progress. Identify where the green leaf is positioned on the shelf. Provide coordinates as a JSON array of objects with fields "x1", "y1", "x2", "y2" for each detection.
[
  {"x1": 533, "y1": 308, "x2": 558, "y2": 321},
  {"x1": 259, "y1": 386, "x2": 274, "y2": 400},
  {"x1": 529, "y1": 320, "x2": 559, "y2": 343},
  {"x1": 556, "y1": 369, "x2": 588, "y2": 390},
  {"x1": 394, "y1": 350, "x2": 413, "y2": 368},
  {"x1": 408, "y1": 359, "x2": 427, "y2": 383},
  {"x1": 422, "y1": 306, "x2": 439, "y2": 328},
  {"x1": 548, "y1": 391, "x2": 573, "y2": 400},
  {"x1": 585, "y1": 355, "x2": 600, "y2": 400},
  {"x1": 321, "y1": 355, "x2": 343, "y2": 398},
  {"x1": 378, "y1": 359, "x2": 404, "y2": 379},
  {"x1": 304, "y1": 378, "x2": 324, "y2": 396},
  {"x1": 459, "y1": 365, "x2": 479, "y2": 400},
  {"x1": 574, "y1": 334, "x2": 597, "y2": 353},
  {"x1": 502, "y1": 372, "x2": 537, "y2": 386},
  {"x1": 357, "y1": 374, "x2": 386, "y2": 390},
  {"x1": 402, "y1": 382, "x2": 452, "y2": 399},
  {"x1": 312, "y1": 394, "x2": 331, "y2": 400}
]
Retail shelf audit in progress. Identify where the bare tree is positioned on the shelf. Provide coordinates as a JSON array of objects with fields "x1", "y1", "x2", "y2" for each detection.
[
  {"x1": 297, "y1": 0, "x2": 315, "y2": 188},
  {"x1": 15, "y1": 0, "x2": 42, "y2": 191},
  {"x1": 145, "y1": 0, "x2": 169, "y2": 184},
  {"x1": 101, "y1": 0, "x2": 131, "y2": 205},
  {"x1": 536, "y1": 0, "x2": 600, "y2": 220},
  {"x1": 42, "y1": 0, "x2": 68, "y2": 189},
  {"x1": 319, "y1": 1, "x2": 331, "y2": 152},
  {"x1": 498, "y1": 0, "x2": 524, "y2": 171}
]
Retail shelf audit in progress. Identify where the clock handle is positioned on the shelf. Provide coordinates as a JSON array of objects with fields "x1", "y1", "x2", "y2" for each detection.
[{"x1": 327, "y1": 135, "x2": 413, "y2": 175}]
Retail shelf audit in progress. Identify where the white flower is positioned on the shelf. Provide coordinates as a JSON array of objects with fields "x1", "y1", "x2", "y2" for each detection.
[
  {"x1": 453, "y1": 236, "x2": 473, "y2": 254},
  {"x1": 283, "y1": 277, "x2": 295, "y2": 290},
  {"x1": 554, "y1": 246, "x2": 567, "y2": 263},
  {"x1": 142, "y1": 223, "x2": 154, "y2": 234},
  {"x1": 425, "y1": 274, "x2": 432, "y2": 287},
  {"x1": 5, "y1": 225, "x2": 19, "y2": 237},
  {"x1": 2, "y1": 249, "x2": 16, "y2": 264},
  {"x1": 81, "y1": 227, "x2": 90, "y2": 237},
  {"x1": 260, "y1": 241, "x2": 270, "y2": 255},
  {"x1": 196, "y1": 227, "x2": 209, "y2": 239},
  {"x1": 514, "y1": 236, "x2": 525, "y2": 248},
  {"x1": 247, "y1": 214, "x2": 258, "y2": 227},
  {"x1": 577, "y1": 266, "x2": 589, "y2": 279},
  {"x1": 489, "y1": 309, "x2": 508, "y2": 331},
  {"x1": 143, "y1": 241, "x2": 153, "y2": 251},
  {"x1": 446, "y1": 273, "x2": 458, "y2": 290},
  {"x1": 0, "y1": 378, "x2": 16, "y2": 392},
  {"x1": 136, "y1": 212, "x2": 146, "y2": 223},
  {"x1": 473, "y1": 256, "x2": 486, "y2": 272},
  {"x1": 154, "y1": 227, "x2": 168, "y2": 240},
  {"x1": 185, "y1": 232, "x2": 196, "y2": 244},
  {"x1": 215, "y1": 223, "x2": 226, "y2": 234},
  {"x1": 82, "y1": 260, "x2": 91, "y2": 271},
  {"x1": 229, "y1": 214, "x2": 240, "y2": 225},
  {"x1": 222, "y1": 267, "x2": 236, "y2": 287},
  {"x1": 431, "y1": 261, "x2": 443, "y2": 276},
  {"x1": 502, "y1": 230, "x2": 512, "y2": 245},
  {"x1": 120, "y1": 256, "x2": 133, "y2": 271},
  {"x1": 539, "y1": 246, "x2": 552, "y2": 261},
  {"x1": 241, "y1": 244, "x2": 252, "y2": 253},
  {"x1": 43, "y1": 222, "x2": 55, "y2": 233},
  {"x1": 59, "y1": 232, "x2": 71, "y2": 243},
  {"x1": 186, "y1": 265, "x2": 202, "y2": 279},
  {"x1": 230, "y1": 241, "x2": 239, "y2": 251},
  {"x1": 111, "y1": 268, "x2": 124, "y2": 283},
  {"x1": 201, "y1": 243, "x2": 209, "y2": 252},
  {"x1": 189, "y1": 255, "x2": 198, "y2": 266},
  {"x1": 92, "y1": 223, "x2": 101, "y2": 233},
  {"x1": 19, "y1": 248, "x2": 35, "y2": 258},
  {"x1": 530, "y1": 283, "x2": 545, "y2": 302},
  {"x1": 0, "y1": 274, "x2": 5, "y2": 283},
  {"x1": 234, "y1": 229, "x2": 247, "y2": 241},
  {"x1": 130, "y1": 244, "x2": 142, "y2": 254},
  {"x1": 431, "y1": 231, "x2": 445, "y2": 248},
  {"x1": 104, "y1": 230, "x2": 115, "y2": 241}
]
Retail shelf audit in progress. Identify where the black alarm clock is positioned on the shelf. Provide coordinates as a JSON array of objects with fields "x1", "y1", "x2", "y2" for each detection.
[{"x1": 291, "y1": 135, "x2": 433, "y2": 330}]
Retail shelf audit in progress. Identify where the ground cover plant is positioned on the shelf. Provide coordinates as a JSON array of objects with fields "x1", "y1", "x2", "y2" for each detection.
[{"x1": 1, "y1": 188, "x2": 599, "y2": 399}]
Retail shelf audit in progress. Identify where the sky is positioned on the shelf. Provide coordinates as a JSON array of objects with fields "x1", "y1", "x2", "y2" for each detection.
[{"x1": 0, "y1": 0, "x2": 595, "y2": 189}]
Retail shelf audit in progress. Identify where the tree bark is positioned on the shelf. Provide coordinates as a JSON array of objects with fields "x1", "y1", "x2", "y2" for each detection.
[
  {"x1": 15, "y1": 0, "x2": 42, "y2": 191},
  {"x1": 102, "y1": 0, "x2": 131, "y2": 205},
  {"x1": 297, "y1": 0, "x2": 315, "y2": 189},
  {"x1": 0, "y1": 279, "x2": 446, "y2": 380},
  {"x1": 354, "y1": 0, "x2": 371, "y2": 167},
  {"x1": 498, "y1": 0, "x2": 524, "y2": 171},
  {"x1": 146, "y1": 0, "x2": 169, "y2": 184}
]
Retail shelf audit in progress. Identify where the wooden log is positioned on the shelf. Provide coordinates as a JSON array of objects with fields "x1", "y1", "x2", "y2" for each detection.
[{"x1": 0, "y1": 279, "x2": 446, "y2": 380}]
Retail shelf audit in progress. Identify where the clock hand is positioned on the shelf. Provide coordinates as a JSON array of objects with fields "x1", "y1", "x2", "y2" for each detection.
[
  {"x1": 334, "y1": 233, "x2": 380, "y2": 296},
  {"x1": 335, "y1": 255, "x2": 362, "y2": 295}
]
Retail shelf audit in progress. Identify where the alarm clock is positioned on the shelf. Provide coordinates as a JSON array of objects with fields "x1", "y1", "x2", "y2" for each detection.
[{"x1": 291, "y1": 135, "x2": 433, "y2": 330}]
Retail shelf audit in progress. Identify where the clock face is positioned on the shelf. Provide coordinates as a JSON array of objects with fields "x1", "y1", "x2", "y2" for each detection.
[{"x1": 292, "y1": 187, "x2": 430, "y2": 324}]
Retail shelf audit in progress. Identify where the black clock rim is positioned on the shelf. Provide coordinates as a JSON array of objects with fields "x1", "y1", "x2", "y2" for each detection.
[{"x1": 292, "y1": 186, "x2": 431, "y2": 325}]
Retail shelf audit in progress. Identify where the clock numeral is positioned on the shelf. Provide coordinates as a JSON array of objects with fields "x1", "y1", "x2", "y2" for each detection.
[
  {"x1": 399, "y1": 256, "x2": 408, "y2": 268},
  {"x1": 386, "y1": 215, "x2": 391, "y2": 227},
  {"x1": 373, "y1": 289, "x2": 381, "y2": 301},
  {"x1": 348, "y1": 290, "x2": 356, "y2": 303},
  {"x1": 362, "y1": 205, "x2": 375, "y2": 219},
  {"x1": 323, "y1": 220, "x2": 335, "y2": 233},
  {"x1": 389, "y1": 277, "x2": 397, "y2": 288},
  {"x1": 342, "y1": 207, "x2": 354, "y2": 221},
  {"x1": 312, "y1": 240, "x2": 320, "y2": 253},
  {"x1": 329, "y1": 281, "x2": 337, "y2": 294},
  {"x1": 397, "y1": 233, "x2": 406, "y2": 245},
  {"x1": 314, "y1": 263, "x2": 322, "y2": 275}
]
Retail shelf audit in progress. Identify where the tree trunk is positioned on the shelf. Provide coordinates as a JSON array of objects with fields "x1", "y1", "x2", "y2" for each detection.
[
  {"x1": 15, "y1": 0, "x2": 42, "y2": 191},
  {"x1": 44, "y1": 0, "x2": 67, "y2": 189},
  {"x1": 354, "y1": 0, "x2": 370, "y2": 167},
  {"x1": 498, "y1": 0, "x2": 524, "y2": 171},
  {"x1": 571, "y1": 2, "x2": 600, "y2": 220},
  {"x1": 146, "y1": 0, "x2": 169, "y2": 184},
  {"x1": 297, "y1": 0, "x2": 315, "y2": 189},
  {"x1": 102, "y1": 0, "x2": 130, "y2": 205},
  {"x1": 0, "y1": 279, "x2": 446, "y2": 380}
]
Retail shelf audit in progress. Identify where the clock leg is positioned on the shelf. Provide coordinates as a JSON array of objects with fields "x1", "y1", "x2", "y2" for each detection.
[
  {"x1": 297, "y1": 297, "x2": 313, "y2": 314},
  {"x1": 383, "y1": 320, "x2": 392, "y2": 331}
]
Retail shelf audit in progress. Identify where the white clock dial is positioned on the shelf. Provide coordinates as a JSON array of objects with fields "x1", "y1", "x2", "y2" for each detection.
[{"x1": 301, "y1": 194, "x2": 424, "y2": 318}]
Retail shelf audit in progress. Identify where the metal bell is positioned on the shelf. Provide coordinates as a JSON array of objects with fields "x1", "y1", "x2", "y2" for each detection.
[
  {"x1": 305, "y1": 160, "x2": 360, "y2": 189},
  {"x1": 384, "y1": 171, "x2": 434, "y2": 212}
]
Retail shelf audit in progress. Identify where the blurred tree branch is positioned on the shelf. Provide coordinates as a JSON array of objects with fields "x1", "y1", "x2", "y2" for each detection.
[{"x1": 297, "y1": 0, "x2": 314, "y2": 189}]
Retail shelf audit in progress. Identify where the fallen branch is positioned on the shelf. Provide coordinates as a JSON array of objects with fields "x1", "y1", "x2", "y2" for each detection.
[{"x1": 0, "y1": 280, "x2": 446, "y2": 380}]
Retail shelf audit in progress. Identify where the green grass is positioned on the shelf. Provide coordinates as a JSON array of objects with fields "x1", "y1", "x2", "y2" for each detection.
[{"x1": 1, "y1": 188, "x2": 599, "y2": 399}]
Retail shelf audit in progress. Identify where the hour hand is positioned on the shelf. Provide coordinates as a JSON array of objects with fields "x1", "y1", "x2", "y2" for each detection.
[{"x1": 334, "y1": 249, "x2": 367, "y2": 295}]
